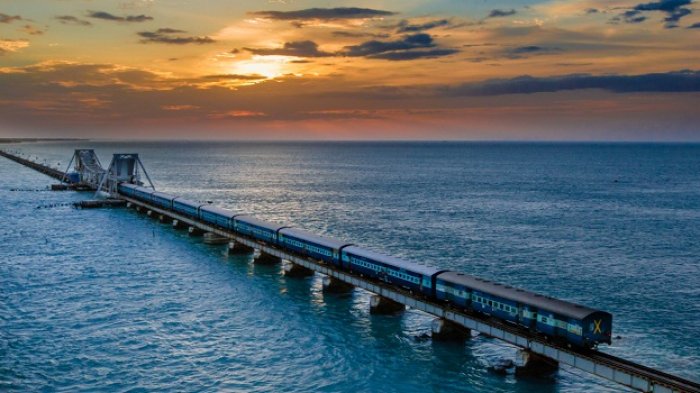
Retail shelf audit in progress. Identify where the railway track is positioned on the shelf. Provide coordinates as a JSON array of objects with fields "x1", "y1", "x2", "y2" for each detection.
[{"x1": 587, "y1": 351, "x2": 700, "y2": 393}]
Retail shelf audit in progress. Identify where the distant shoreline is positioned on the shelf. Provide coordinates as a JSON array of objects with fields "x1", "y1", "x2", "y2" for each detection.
[{"x1": 0, "y1": 138, "x2": 88, "y2": 144}]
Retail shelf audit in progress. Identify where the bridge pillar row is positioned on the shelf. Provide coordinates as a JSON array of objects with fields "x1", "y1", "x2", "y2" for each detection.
[
  {"x1": 188, "y1": 226, "x2": 203, "y2": 236},
  {"x1": 203, "y1": 232, "x2": 228, "y2": 245},
  {"x1": 227, "y1": 241, "x2": 254, "y2": 255},
  {"x1": 253, "y1": 250, "x2": 282, "y2": 264},
  {"x1": 370, "y1": 295, "x2": 405, "y2": 315},
  {"x1": 515, "y1": 350, "x2": 558, "y2": 376},
  {"x1": 283, "y1": 262, "x2": 315, "y2": 278},
  {"x1": 431, "y1": 318, "x2": 471, "y2": 341},
  {"x1": 322, "y1": 276, "x2": 354, "y2": 294}
]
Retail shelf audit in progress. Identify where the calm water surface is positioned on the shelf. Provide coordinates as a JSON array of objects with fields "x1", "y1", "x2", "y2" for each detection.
[{"x1": 1, "y1": 142, "x2": 699, "y2": 392}]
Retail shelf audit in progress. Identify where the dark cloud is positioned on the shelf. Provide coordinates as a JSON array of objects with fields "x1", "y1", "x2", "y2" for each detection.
[
  {"x1": 341, "y1": 33, "x2": 458, "y2": 61},
  {"x1": 369, "y1": 48, "x2": 459, "y2": 60},
  {"x1": 87, "y1": 11, "x2": 153, "y2": 23},
  {"x1": 586, "y1": 8, "x2": 600, "y2": 14},
  {"x1": 342, "y1": 33, "x2": 433, "y2": 56},
  {"x1": 138, "y1": 28, "x2": 215, "y2": 44},
  {"x1": 689, "y1": 22, "x2": 700, "y2": 28},
  {"x1": 487, "y1": 9, "x2": 517, "y2": 18},
  {"x1": 0, "y1": 13, "x2": 22, "y2": 24},
  {"x1": 440, "y1": 70, "x2": 700, "y2": 96},
  {"x1": 249, "y1": 7, "x2": 395, "y2": 20},
  {"x1": 396, "y1": 19, "x2": 450, "y2": 33},
  {"x1": 201, "y1": 74, "x2": 267, "y2": 81},
  {"x1": 332, "y1": 31, "x2": 389, "y2": 38},
  {"x1": 244, "y1": 41, "x2": 332, "y2": 57},
  {"x1": 22, "y1": 24, "x2": 44, "y2": 36},
  {"x1": 55, "y1": 15, "x2": 92, "y2": 26},
  {"x1": 616, "y1": 0, "x2": 693, "y2": 28},
  {"x1": 505, "y1": 45, "x2": 564, "y2": 59}
]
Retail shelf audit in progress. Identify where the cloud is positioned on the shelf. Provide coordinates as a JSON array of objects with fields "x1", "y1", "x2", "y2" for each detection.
[
  {"x1": 201, "y1": 74, "x2": 267, "y2": 81},
  {"x1": 343, "y1": 33, "x2": 431, "y2": 56},
  {"x1": 0, "y1": 13, "x2": 22, "y2": 24},
  {"x1": 396, "y1": 19, "x2": 451, "y2": 33},
  {"x1": 369, "y1": 48, "x2": 459, "y2": 60},
  {"x1": 615, "y1": 0, "x2": 693, "y2": 28},
  {"x1": 55, "y1": 16, "x2": 92, "y2": 26},
  {"x1": 487, "y1": 9, "x2": 517, "y2": 18},
  {"x1": 87, "y1": 11, "x2": 154, "y2": 23},
  {"x1": 21, "y1": 25, "x2": 44, "y2": 36},
  {"x1": 244, "y1": 40, "x2": 332, "y2": 57},
  {"x1": 0, "y1": 39, "x2": 30, "y2": 55},
  {"x1": 331, "y1": 31, "x2": 389, "y2": 38},
  {"x1": 249, "y1": 7, "x2": 395, "y2": 21},
  {"x1": 689, "y1": 22, "x2": 700, "y2": 28},
  {"x1": 138, "y1": 28, "x2": 215, "y2": 44},
  {"x1": 504, "y1": 45, "x2": 564, "y2": 59},
  {"x1": 440, "y1": 70, "x2": 700, "y2": 96},
  {"x1": 341, "y1": 33, "x2": 458, "y2": 61}
]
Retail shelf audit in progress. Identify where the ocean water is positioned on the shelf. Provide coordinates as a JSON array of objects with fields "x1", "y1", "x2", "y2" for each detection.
[{"x1": 1, "y1": 141, "x2": 699, "y2": 392}]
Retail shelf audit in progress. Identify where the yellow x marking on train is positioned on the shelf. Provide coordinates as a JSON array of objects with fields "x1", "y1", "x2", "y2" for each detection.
[{"x1": 593, "y1": 319, "x2": 603, "y2": 334}]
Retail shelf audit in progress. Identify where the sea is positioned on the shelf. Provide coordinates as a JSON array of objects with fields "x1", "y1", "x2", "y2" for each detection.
[{"x1": 1, "y1": 141, "x2": 699, "y2": 392}]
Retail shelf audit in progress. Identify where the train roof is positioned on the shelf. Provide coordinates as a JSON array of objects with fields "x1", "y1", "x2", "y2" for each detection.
[
  {"x1": 199, "y1": 204, "x2": 240, "y2": 219},
  {"x1": 343, "y1": 245, "x2": 444, "y2": 277},
  {"x1": 172, "y1": 197, "x2": 202, "y2": 208},
  {"x1": 234, "y1": 215, "x2": 287, "y2": 231},
  {"x1": 152, "y1": 191, "x2": 175, "y2": 200},
  {"x1": 134, "y1": 186, "x2": 155, "y2": 195},
  {"x1": 437, "y1": 271, "x2": 606, "y2": 320},
  {"x1": 279, "y1": 227, "x2": 351, "y2": 249}
]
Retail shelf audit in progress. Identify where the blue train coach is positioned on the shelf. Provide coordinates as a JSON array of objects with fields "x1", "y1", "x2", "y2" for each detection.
[
  {"x1": 278, "y1": 228, "x2": 351, "y2": 264},
  {"x1": 233, "y1": 215, "x2": 287, "y2": 244},
  {"x1": 117, "y1": 183, "x2": 139, "y2": 197},
  {"x1": 199, "y1": 205, "x2": 240, "y2": 229},
  {"x1": 172, "y1": 197, "x2": 202, "y2": 219},
  {"x1": 152, "y1": 191, "x2": 176, "y2": 210},
  {"x1": 435, "y1": 272, "x2": 612, "y2": 348},
  {"x1": 341, "y1": 246, "x2": 446, "y2": 296}
]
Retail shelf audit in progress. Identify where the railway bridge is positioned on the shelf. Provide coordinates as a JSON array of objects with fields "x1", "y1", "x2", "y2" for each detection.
[{"x1": 1, "y1": 148, "x2": 698, "y2": 393}]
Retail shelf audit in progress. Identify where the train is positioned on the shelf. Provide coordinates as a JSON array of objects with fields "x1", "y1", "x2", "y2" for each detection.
[{"x1": 118, "y1": 182, "x2": 613, "y2": 348}]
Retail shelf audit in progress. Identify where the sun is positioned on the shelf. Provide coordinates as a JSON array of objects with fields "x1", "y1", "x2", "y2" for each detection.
[{"x1": 231, "y1": 55, "x2": 290, "y2": 79}]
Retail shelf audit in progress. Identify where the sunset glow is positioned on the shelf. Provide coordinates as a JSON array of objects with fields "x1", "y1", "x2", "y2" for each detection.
[{"x1": 0, "y1": 1, "x2": 698, "y2": 140}]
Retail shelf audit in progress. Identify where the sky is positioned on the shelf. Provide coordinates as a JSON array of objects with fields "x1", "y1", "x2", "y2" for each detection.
[{"x1": 0, "y1": 0, "x2": 699, "y2": 140}]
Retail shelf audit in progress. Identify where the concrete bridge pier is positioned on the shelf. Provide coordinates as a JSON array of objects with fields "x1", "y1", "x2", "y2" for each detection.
[
  {"x1": 203, "y1": 232, "x2": 228, "y2": 245},
  {"x1": 158, "y1": 214, "x2": 171, "y2": 223},
  {"x1": 126, "y1": 202, "x2": 133, "y2": 208},
  {"x1": 322, "y1": 276, "x2": 354, "y2": 293},
  {"x1": 370, "y1": 295, "x2": 405, "y2": 315},
  {"x1": 283, "y1": 262, "x2": 314, "y2": 278},
  {"x1": 227, "y1": 241, "x2": 254, "y2": 255},
  {"x1": 254, "y1": 250, "x2": 282, "y2": 264},
  {"x1": 135, "y1": 206, "x2": 143, "y2": 213},
  {"x1": 146, "y1": 210, "x2": 154, "y2": 217},
  {"x1": 515, "y1": 350, "x2": 558, "y2": 376},
  {"x1": 188, "y1": 226, "x2": 203, "y2": 236},
  {"x1": 431, "y1": 318, "x2": 471, "y2": 341},
  {"x1": 172, "y1": 219, "x2": 185, "y2": 229}
]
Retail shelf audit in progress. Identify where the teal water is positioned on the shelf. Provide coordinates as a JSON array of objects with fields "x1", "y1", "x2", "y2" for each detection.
[{"x1": 1, "y1": 142, "x2": 699, "y2": 392}]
